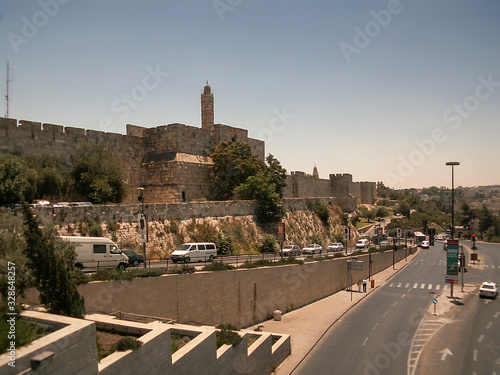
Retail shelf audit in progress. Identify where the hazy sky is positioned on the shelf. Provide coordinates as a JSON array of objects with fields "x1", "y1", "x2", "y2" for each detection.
[{"x1": 1, "y1": 1, "x2": 499, "y2": 189}]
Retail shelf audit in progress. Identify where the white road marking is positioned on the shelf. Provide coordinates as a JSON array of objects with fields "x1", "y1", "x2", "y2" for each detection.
[
  {"x1": 473, "y1": 349, "x2": 478, "y2": 361},
  {"x1": 413, "y1": 283, "x2": 418, "y2": 288},
  {"x1": 401, "y1": 294, "x2": 406, "y2": 299},
  {"x1": 436, "y1": 284, "x2": 441, "y2": 290},
  {"x1": 389, "y1": 282, "x2": 394, "y2": 287},
  {"x1": 372, "y1": 323, "x2": 379, "y2": 331},
  {"x1": 405, "y1": 283, "x2": 410, "y2": 288},
  {"x1": 393, "y1": 301, "x2": 398, "y2": 307},
  {"x1": 478, "y1": 334, "x2": 484, "y2": 343},
  {"x1": 494, "y1": 312, "x2": 499, "y2": 318},
  {"x1": 383, "y1": 311, "x2": 389, "y2": 318},
  {"x1": 486, "y1": 322, "x2": 493, "y2": 330},
  {"x1": 421, "y1": 284, "x2": 425, "y2": 289},
  {"x1": 428, "y1": 284, "x2": 433, "y2": 289},
  {"x1": 397, "y1": 282, "x2": 402, "y2": 287},
  {"x1": 362, "y1": 337, "x2": 368, "y2": 346}
]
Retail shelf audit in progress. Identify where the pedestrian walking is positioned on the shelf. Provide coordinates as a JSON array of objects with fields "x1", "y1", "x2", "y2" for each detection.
[
  {"x1": 362, "y1": 278, "x2": 367, "y2": 292},
  {"x1": 358, "y1": 280, "x2": 362, "y2": 292}
]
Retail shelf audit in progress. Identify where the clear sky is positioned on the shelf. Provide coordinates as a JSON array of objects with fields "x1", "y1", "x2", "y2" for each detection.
[{"x1": 1, "y1": 1, "x2": 499, "y2": 189}]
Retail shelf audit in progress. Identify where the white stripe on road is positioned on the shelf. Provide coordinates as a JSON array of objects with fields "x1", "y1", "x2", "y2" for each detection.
[
  {"x1": 428, "y1": 284, "x2": 433, "y2": 289},
  {"x1": 487, "y1": 322, "x2": 493, "y2": 330},
  {"x1": 413, "y1": 283, "x2": 418, "y2": 288},
  {"x1": 405, "y1": 283, "x2": 410, "y2": 288},
  {"x1": 372, "y1": 323, "x2": 379, "y2": 331},
  {"x1": 362, "y1": 337, "x2": 368, "y2": 346},
  {"x1": 473, "y1": 349, "x2": 478, "y2": 361},
  {"x1": 436, "y1": 284, "x2": 441, "y2": 290},
  {"x1": 421, "y1": 284, "x2": 425, "y2": 289},
  {"x1": 478, "y1": 335, "x2": 484, "y2": 343}
]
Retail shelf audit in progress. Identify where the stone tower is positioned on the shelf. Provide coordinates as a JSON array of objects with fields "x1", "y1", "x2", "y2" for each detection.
[{"x1": 201, "y1": 81, "x2": 214, "y2": 131}]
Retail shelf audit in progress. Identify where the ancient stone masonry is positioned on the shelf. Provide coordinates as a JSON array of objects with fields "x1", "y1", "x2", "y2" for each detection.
[
  {"x1": 0, "y1": 83, "x2": 374, "y2": 206},
  {"x1": 284, "y1": 171, "x2": 376, "y2": 205}
]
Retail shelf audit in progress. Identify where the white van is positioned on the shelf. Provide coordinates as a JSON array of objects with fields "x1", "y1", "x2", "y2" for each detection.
[
  {"x1": 60, "y1": 236, "x2": 129, "y2": 271},
  {"x1": 170, "y1": 242, "x2": 217, "y2": 264},
  {"x1": 355, "y1": 239, "x2": 370, "y2": 249}
]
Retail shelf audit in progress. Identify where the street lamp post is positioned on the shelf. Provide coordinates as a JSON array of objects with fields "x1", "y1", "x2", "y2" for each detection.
[
  {"x1": 445, "y1": 162, "x2": 460, "y2": 239},
  {"x1": 138, "y1": 187, "x2": 147, "y2": 269}
]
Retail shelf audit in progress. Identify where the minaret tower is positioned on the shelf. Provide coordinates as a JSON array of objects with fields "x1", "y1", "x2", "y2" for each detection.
[{"x1": 201, "y1": 81, "x2": 214, "y2": 131}]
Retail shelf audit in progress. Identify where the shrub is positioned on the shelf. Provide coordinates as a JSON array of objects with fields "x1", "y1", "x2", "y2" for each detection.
[
  {"x1": 216, "y1": 324, "x2": 242, "y2": 348},
  {"x1": 201, "y1": 262, "x2": 235, "y2": 272},
  {"x1": 213, "y1": 232, "x2": 235, "y2": 256},
  {"x1": 259, "y1": 234, "x2": 277, "y2": 253},
  {"x1": 114, "y1": 336, "x2": 142, "y2": 351}
]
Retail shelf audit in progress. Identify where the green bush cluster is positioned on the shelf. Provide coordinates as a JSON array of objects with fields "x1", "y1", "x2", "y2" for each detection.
[{"x1": 216, "y1": 324, "x2": 242, "y2": 348}]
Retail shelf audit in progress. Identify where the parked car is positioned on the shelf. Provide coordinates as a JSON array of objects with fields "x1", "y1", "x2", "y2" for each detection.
[
  {"x1": 52, "y1": 202, "x2": 70, "y2": 208},
  {"x1": 302, "y1": 244, "x2": 323, "y2": 255},
  {"x1": 69, "y1": 201, "x2": 93, "y2": 207},
  {"x1": 122, "y1": 249, "x2": 145, "y2": 267},
  {"x1": 479, "y1": 281, "x2": 498, "y2": 299},
  {"x1": 379, "y1": 240, "x2": 389, "y2": 247},
  {"x1": 421, "y1": 240, "x2": 430, "y2": 249},
  {"x1": 435, "y1": 234, "x2": 444, "y2": 241},
  {"x1": 326, "y1": 243, "x2": 344, "y2": 252},
  {"x1": 282, "y1": 245, "x2": 301, "y2": 256},
  {"x1": 355, "y1": 239, "x2": 370, "y2": 249}
]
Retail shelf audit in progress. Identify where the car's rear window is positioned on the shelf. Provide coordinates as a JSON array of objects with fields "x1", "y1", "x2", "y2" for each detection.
[{"x1": 482, "y1": 285, "x2": 494, "y2": 289}]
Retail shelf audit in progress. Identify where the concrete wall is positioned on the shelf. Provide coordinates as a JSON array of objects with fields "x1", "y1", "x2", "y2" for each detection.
[
  {"x1": 0, "y1": 311, "x2": 98, "y2": 375},
  {"x1": 0, "y1": 311, "x2": 289, "y2": 375},
  {"x1": 16, "y1": 248, "x2": 416, "y2": 329}
]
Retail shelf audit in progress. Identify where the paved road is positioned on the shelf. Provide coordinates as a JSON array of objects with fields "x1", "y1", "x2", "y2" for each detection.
[
  {"x1": 414, "y1": 240, "x2": 500, "y2": 375},
  {"x1": 294, "y1": 242, "x2": 451, "y2": 375}
]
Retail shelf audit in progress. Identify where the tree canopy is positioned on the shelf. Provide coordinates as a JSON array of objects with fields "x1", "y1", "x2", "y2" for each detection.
[{"x1": 71, "y1": 142, "x2": 127, "y2": 204}]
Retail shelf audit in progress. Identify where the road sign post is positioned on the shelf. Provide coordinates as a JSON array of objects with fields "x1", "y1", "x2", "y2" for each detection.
[
  {"x1": 446, "y1": 239, "x2": 459, "y2": 297},
  {"x1": 432, "y1": 298, "x2": 438, "y2": 315},
  {"x1": 277, "y1": 222, "x2": 285, "y2": 259},
  {"x1": 343, "y1": 226, "x2": 349, "y2": 255}
]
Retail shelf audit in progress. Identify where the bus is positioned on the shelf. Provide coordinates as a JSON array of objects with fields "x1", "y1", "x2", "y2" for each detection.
[{"x1": 414, "y1": 231, "x2": 426, "y2": 247}]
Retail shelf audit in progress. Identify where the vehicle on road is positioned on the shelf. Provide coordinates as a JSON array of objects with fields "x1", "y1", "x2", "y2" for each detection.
[
  {"x1": 282, "y1": 245, "x2": 301, "y2": 256},
  {"x1": 326, "y1": 243, "x2": 344, "y2": 252},
  {"x1": 302, "y1": 244, "x2": 323, "y2": 255},
  {"x1": 355, "y1": 239, "x2": 369, "y2": 249},
  {"x1": 435, "y1": 234, "x2": 444, "y2": 240},
  {"x1": 415, "y1": 231, "x2": 426, "y2": 247},
  {"x1": 122, "y1": 249, "x2": 145, "y2": 267},
  {"x1": 69, "y1": 201, "x2": 93, "y2": 207},
  {"x1": 379, "y1": 240, "x2": 389, "y2": 247},
  {"x1": 421, "y1": 240, "x2": 430, "y2": 249},
  {"x1": 479, "y1": 281, "x2": 498, "y2": 299},
  {"x1": 171, "y1": 242, "x2": 217, "y2": 263},
  {"x1": 60, "y1": 236, "x2": 129, "y2": 271}
]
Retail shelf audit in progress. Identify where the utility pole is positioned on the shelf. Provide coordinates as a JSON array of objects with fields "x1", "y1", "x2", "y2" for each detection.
[{"x1": 5, "y1": 61, "x2": 12, "y2": 118}]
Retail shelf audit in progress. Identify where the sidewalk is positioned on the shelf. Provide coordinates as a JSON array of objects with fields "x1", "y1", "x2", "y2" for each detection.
[{"x1": 249, "y1": 249, "x2": 421, "y2": 374}]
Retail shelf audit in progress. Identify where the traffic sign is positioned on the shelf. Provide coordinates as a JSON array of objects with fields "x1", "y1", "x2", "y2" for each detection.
[
  {"x1": 432, "y1": 298, "x2": 438, "y2": 304},
  {"x1": 138, "y1": 214, "x2": 148, "y2": 243},
  {"x1": 343, "y1": 226, "x2": 350, "y2": 241},
  {"x1": 277, "y1": 222, "x2": 285, "y2": 242}
]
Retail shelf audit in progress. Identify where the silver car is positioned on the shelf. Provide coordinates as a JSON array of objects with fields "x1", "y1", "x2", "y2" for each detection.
[{"x1": 282, "y1": 245, "x2": 301, "y2": 256}]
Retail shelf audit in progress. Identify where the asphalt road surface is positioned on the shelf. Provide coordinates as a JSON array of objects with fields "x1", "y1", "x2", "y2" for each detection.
[{"x1": 294, "y1": 241, "x2": 476, "y2": 375}]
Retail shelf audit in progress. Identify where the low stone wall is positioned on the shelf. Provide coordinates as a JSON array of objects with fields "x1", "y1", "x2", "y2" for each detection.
[{"x1": 8, "y1": 197, "x2": 356, "y2": 228}]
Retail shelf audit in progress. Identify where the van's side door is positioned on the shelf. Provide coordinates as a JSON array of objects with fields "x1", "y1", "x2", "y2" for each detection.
[
  {"x1": 197, "y1": 244, "x2": 206, "y2": 261},
  {"x1": 93, "y1": 244, "x2": 108, "y2": 269}
]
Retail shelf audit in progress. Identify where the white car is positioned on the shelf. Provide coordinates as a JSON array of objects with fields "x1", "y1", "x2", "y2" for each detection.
[
  {"x1": 355, "y1": 239, "x2": 369, "y2": 249},
  {"x1": 421, "y1": 240, "x2": 430, "y2": 249},
  {"x1": 302, "y1": 244, "x2": 323, "y2": 255},
  {"x1": 282, "y1": 245, "x2": 301, "y2": 256},
  {"x1": 326, "y1": 243, "x2": 344, "y2": 252},
  {"x1": 479, "y1": 281, "x2": 498, "y2": 299}
]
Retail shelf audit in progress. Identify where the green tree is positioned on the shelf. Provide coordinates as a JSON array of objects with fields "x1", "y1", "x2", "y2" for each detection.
[
  {"x1": 71, "y1": 142, "x2": 127, "y2": 204},
  {"x1": 259, "y1": 234, "x2": 277, "y2": 253},
  {"x1": 34, "y1": 154, "x2": 70, "y2": 200},
  {"x1": 22, "y1": 203, "x2": 85, "y2": 318},
  {"x1": 210, "y1": 142, "x2": 264, "y2": 200},
  {"x1": 264, "y1": 154, "x2": 287, "y2": 198},
  {"x1": 236, "y1": 172, "x2": 283, "y2": 224},
  {"x1": 0, "y1": 154, "x2": 38, "y2": 204},
  {"x1": 0, "y1": 212, "x2": 33, "y2": 299},
  {"x1": 478, "y1": 205, "x2": 494, "y2": 238}
]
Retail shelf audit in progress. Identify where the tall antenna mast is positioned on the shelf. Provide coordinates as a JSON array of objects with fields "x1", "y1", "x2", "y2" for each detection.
[{"x1": 5, "y1": 61, "x2": 12, "y2": 118}]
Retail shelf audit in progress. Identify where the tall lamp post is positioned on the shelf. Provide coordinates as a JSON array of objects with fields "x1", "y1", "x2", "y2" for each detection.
[
  {"x1": 138, "y1": 187, "x2": 147, "y2": 269},
  {"x1": 445, "y1": 162, "x2": 460, "y2": 239}
]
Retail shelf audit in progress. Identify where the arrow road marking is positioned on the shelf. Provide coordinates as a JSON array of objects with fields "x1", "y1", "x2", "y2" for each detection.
[{"x1": 439, "y1": 348, "x2": 453, "y2": 361}]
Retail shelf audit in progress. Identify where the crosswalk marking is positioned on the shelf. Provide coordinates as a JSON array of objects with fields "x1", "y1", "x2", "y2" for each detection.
[{"x1": 388, "y1": 283, "x2": 451, "y2": 291}]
